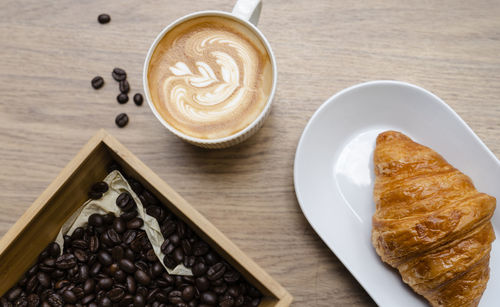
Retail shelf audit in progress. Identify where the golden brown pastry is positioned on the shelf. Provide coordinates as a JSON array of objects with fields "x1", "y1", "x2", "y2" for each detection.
[{"x1": 372, "y1": 130, "x2": 496, "y2": 307}]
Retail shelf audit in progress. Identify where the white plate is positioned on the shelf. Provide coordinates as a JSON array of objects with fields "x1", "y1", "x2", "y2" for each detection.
[{"x1": 294, "y1": 81, "x2": 500, "y2": 307}]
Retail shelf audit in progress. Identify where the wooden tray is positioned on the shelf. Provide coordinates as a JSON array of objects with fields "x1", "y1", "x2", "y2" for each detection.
[{"x1": 0, "y1": 130, "x2": 292, "y2": 306}]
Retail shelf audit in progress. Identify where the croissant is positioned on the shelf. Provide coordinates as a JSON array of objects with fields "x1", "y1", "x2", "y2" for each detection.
[{"x1": 372, "y1": 131, "x2": 496, "y2": 307}]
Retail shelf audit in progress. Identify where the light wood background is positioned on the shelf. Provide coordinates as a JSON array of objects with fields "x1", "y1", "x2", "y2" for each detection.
[{"x1": 1, "y1": 0, "x2": 499, "y2": 305}]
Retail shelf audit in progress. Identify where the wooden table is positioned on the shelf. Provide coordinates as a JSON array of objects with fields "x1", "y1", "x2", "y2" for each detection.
[{"x1": 1, "y1": 0, "x2": 499, "y2": 305}]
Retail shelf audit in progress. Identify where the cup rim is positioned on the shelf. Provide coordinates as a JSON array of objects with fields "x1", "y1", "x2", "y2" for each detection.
[{"x1": 143, "y1": 10, "x2": 277, "y2": 145}]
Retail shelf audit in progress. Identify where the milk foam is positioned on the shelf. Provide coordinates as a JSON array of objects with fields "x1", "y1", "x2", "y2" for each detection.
[{"x1": 148, "y1": 16, "x2": 273, "y2": 139}]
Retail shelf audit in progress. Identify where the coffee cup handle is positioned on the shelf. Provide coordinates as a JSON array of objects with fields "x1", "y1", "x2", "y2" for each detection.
[{"x1": 232, "y1": 0, "x2": 262, "y2": 26}]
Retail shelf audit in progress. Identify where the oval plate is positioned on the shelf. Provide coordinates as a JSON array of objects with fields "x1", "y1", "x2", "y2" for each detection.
[{"x1": 293, "y1": 81, "x2": 500, "y2": 306}]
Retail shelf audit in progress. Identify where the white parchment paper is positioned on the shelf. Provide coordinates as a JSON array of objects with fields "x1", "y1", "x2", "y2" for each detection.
[{"x1": 55, "y1": 170, "x2": 192, "y2": 276}]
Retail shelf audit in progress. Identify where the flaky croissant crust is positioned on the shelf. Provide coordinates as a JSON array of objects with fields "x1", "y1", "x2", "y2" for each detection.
[{"x1": 372, "y1": 131, "x2": 496, "y2": 307}]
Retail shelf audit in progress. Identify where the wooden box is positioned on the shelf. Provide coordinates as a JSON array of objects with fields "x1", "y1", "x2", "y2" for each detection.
[{"x1": 0, "y1": 130, "x2": 292, "y2": 306}]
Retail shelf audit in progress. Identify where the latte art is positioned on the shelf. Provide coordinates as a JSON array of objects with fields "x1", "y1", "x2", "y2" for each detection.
[{"x1": 148, "y1": 16, "x2": 273, "y2": 139}]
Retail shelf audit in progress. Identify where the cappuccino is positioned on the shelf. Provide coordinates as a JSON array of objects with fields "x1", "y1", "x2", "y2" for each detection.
[{"x1": 147, "y1": 16, "x2": 273, "y2": 139}]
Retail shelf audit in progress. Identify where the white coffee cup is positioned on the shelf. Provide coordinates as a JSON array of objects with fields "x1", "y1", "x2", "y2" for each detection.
[{"x1": 143, "y1": 0, "x2": 277, "y2": 149}]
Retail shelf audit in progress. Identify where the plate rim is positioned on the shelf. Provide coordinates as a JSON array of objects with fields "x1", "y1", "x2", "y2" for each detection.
[{"x1": 293, "y1": 80, "x2": 500, "y2": 306}]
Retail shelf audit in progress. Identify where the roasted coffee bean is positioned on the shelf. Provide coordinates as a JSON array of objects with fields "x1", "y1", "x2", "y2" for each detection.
[
  {"x1": 134, "y1": 270, "x2": 151, "y2": 286},
  {"x1": 91, "y1": 76, "x2": 104, "y2": 89},
  {"x1": 36, "y1": 272, "x2": 51, "y2": 288},
  {"x1": 247, "y1": 286, "x2": 260, "y2": 298},
  {"x1": 98, "y1": 296, "x2": 111, "y2": 307},
  {"x1": 88, "y1": 235, "x2": 99, "y2": 253},
  {"x1": 73, "y1": 249, "x2": 88, "y2": 262},
  {"x1": 88, "y1": 214, "x2": 104, "y2": 227},
  {"x1": 181, "y1": 240, "x2": 192, "y2": 256},
  {"x1": 193, "y1": 241, "x2": 209, "y2": 256},
  {"x1": 54, "y1": 280, "x2": 69, "y2": 290},
  {"x1": 118, "y1": 259, "x2": 136, "y2": 274},
  {"x1": 115, "y1": 113, "x2": 129, "y2": 127},
  {"x1": 88, "y1": 190, "x2": 102, "y2": 200},
  {"x1": 83, "y1": 279, "x2": 95, "y2": 294},
  {"x1": 211, "y1": 277, "x2": 224, "y2": 287},
  {"x1": 55, "y1": 254, "x2": 76, "y2": 270},
  {"x1": 116, "y1": 93, "x2": 128, "y2": 104},
  {"x1": 112, "y1": 218, "x2": 126, "y2": 234},
  {"x1": 100, "y1": 232, "x2": 113, "y2": 247},
  {"x1": 26, "y1": 264, "x2": 38, "y2": 278},
  {"x1": 123, "y1": 276, "x2": 136, "y2": 294},
  {"x1": 91, "y1": 181, "x2": 108, "y2": 193},
  {"x1": 167, "y1": 291, "x2": 183, "y2": 304},
  {"x1": 195, "y1": 277, "x2": 210, "y2": 292},
  {"x1": 103, "y1": 212, "x2": 115, "y2": 224},
  {"x1": 47, "y1": 243, "x2": 60, "y2": 257},
  {"x1": 133, "y1": 93, "x2": 143, "y2": 106},
  {"x1": 47, "y1": 293, "x2": 63, "y2": 307},
  {"x1": 120, "y1": 210, "x2": 138, "y2": 221},
  {"x1": 97, "y1": 14, "x2": 111, "y2": 24},
  {"x1": 162, "y1": 243, "x2": 174, "y2": 255},
  {"x1": 6, "y1": 287, "x2": 22, "y2": 302},
  {"x1": 109, "y1": 263, "x2": 119, "y2": 275},
  {"x1": 97, "y1": 278, "x2": 113, "y2": 290},
  {"x1": 114, "y1": 270, "x2": 127, "y2": 283},
  {"x1": 97, "y1": 251, "x2": 113, "y2": 266},
  {"x1": 151, "y1": 262, "x2": 164, "y2": 277},
  {"x1": 169, "y1": 233, "x2": 180, "y2": 246},
  {"x1": 161, "y1": 221, "x2": 176, "y2": 237},
  {"x1": 124, "y1": 248, "x2": 135, "y2": 261},
  {"x1": 120, "y1": 294, "x2": 134, "y2": 306},
  {"x1": 213, "y1": 283, "x2": 227, "y2": 294},
  {"x1": 26, "y1": 275, "x2": 38, "y2": 292},
  {"x1": 126, "y1": 217, "x2": 143, "y2": 229},
  {"x1": 192, "y1": 262, "x2": 207, "y2": 277},
  {"x1": 27, "y1": 294, "x2": 40, "y2": 307},
  {"x1": 106, "y1": 228, "x2": 121, "y2": 245},
  {"x1": 62, "y1": 290, "x2": 77, "y2": 304},
  {"x1": 119, "y1": 80, "x2": 130, "y2": 94},
  {"x1": 224, "y1": 270, "x2": 240, "y2": 283},
  {"x1": 81, "y1": 294, "x2": 95, "y2": 305},
  {"x1": 227, "y1": 285, "x2": 239, "y2": 298},
  {"x1": 135, "y1": 260, "x2": 148, "y2": 272},
  {"x1": 183, "y1": 255, "x2": 195, "y2": 268},
  {"x1": 107, "y1": 288, "x2": 125, "y2": 302},
  {"x1": 145, "y1": 248, "x2": 157, "y2": 262},
  {"x1": 122, "y1": 230, "x2": 136, "y2": 244},
  {"x1": 200, "y1": 291, "x2": 217, "y2": 305},
  {"x1": 71, "y1": 239, "x2": 88, "y2": 250},
  {"x1": 71, "y1": 227, "x2": 84, "y2": 240},
  {"x1": 204, "y1": 251, "x2": 219, "y2": 265},
  {"x1": 112, "y1": 68, "x2": 126, "y2": 81},
  {"x1": 181, "y1": 286, "x2": 195, "y2": 302},
  {"x1": 111, "y1": 246, "x2": 124, "y2": 261},
  {"x1": 172, "y1": 247, "x2": 184, "y2": 264},
  {"x1": 163, "y1": 255, "x2": 176, "y2": 269},
  {"x1": 89, "y1": 262, "x2": 101, "y2": 276},
  {"x1": 116, "y1": 193, "x2": 133, "y2": 210},
  {"x1": 133, "y1": 294, "x2": 145, "y2": 307},
  {"x1": 207, "y1": 262, "x2": 226, "y2": 281},
  {"x1": 146, "y1": 205, "x2": 165, "y2": 222},
  {"x1": 78, "y1": 265, "x2": 89, "y2": 281}
]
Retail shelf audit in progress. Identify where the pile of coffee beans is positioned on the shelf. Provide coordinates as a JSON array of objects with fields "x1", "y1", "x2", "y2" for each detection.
[{"x1": 1, "y1": 169, "x2": 262, "y2": 307}]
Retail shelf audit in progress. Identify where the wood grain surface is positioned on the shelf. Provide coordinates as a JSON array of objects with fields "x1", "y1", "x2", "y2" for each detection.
[{"x1": 0, "y1": 0, "x2": 499, "y2": 305}]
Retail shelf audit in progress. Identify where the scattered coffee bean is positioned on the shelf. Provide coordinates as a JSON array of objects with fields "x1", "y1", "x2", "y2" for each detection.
[
  {"x1": 97, "y1": 14, "x2": 111, "y2": 24},
  {"x1": 117, "y1": 93, "x2": 129, "y2": 104},
  {"x1": 91, "y1": 76, "x2": 104, "y2": 89},
  {"x1": 112, "y1": 68, "x2": 127, "y2": 81},
  {"x1": 133, "y1": 93, "x2": 143, "y2": 106},
  {"x1": 115, "y1": 113, "x2": 129, "y2": 127},
  {"x1": 119, "y1": 80, "x2": 130, "y2": 94}
]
